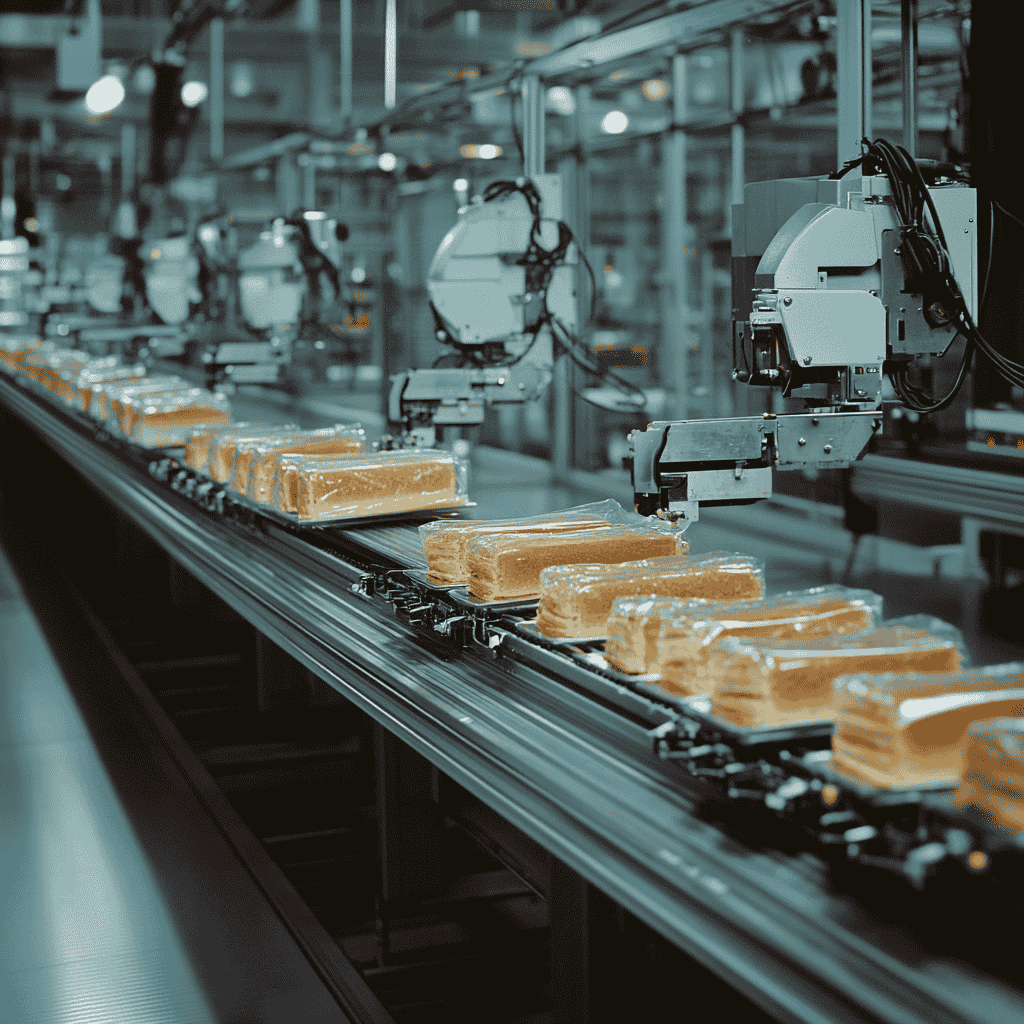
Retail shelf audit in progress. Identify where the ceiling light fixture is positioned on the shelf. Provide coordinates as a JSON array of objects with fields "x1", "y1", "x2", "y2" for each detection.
[
  {"x1": 601, "y1": 110, "x2": 629, "y2": 134},
  {"x1": 84, "y1": 75, "x2": 125, "y2": 115}
]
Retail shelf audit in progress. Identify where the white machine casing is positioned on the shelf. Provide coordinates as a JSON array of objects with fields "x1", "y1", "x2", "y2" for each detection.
[{"x1": 237, "y1": 220, "x2": 305, "y2": 330}]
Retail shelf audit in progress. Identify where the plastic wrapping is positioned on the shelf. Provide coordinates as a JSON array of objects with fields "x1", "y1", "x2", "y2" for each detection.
[
  {"x1": 642, "y1": 585, "x2": 884, "y2": 693},
  {"x1": 21, "y1": 345, "x2": 58, "y2": 384},
  {"x1": 47, "y1": 350, "x2": 94, "y2": 394},
  {"x1": 467, "y1": 526, "x2": 688, "y2": 604},
  {"x1": 55, "y1": 356, "x2": 119, "y2": 405},
  {"x1": 129, "y1": 389, "x2": 233, "y2": 448},
  {"x1": 185, "y1": 422, "x2": 296, "y2": 476},
  {"x1": 536, "y1": 551, "x2": 765, "y2": 640},
  {"x1": 419, "y1": 500, "x2": 649, "y2": 585},
  {"x1": 831, "y1": 662, "x2": 1024, "y2": 789},
  {"x1": 955, "y1": 717, "x2": 1024, "y2": 833},
  {"x1": 267, "y1": 449, "x2": 468, "y2": 521},
  {"x1": 232, "y1": 425, "x2": 366, "y2": 500},
  {"x1": 0, "y1": 335, "x2": 41, "y2": 373},
  {"x1": 97, "y1": 376, "x2": 191, "y2": 430},
  {"x1": 710, "y1": 615, "x2": 967, "y2": 729},
  {"x1": 76, "y1": 364, "x2": 146, "y2": 413}
]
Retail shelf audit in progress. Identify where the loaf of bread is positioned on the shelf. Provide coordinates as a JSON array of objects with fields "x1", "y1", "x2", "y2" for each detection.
[
  {"x1": 129, "y1": 389, "x2": 232, "y2": 448},
  {"x1": 269, "y1": 449, "x2": 463, "y2": 520},
  {"x1": 54, "y1": 356, "x2": 119, "y2": 405},
  {"x1": 0, "y1": 335, "x2": 39, "y2": 373},
  {"x1": 467, "y1": 526, "x2": 685, "y2": 604},
  {"x1": 604, "y1": 596, "x2": 714, "y2": 674},
  {"x1": 229, "y1": 426, "x2": 365, "y2": 499},
  {"x1": 649, "y1": 586, "x2": 883, "y2": 695},
  {"x1": 955, "y1": 717, "x2": 1024, "y2": 832},
  {"x1": 536, "y1": 552, "x2": 764, "y2": 639},
  {"x1": 32, "y1": 349, "x2": 90, "y2": 391},
  {"x1": 21, "y1": 346, "x2": 57, "y2": 384},
  {"x1": 100, "y1": 376, "x2": 191, "y2": 432},
  {"x1": 832, "y1": 664, "x2": 1024, "y2": 789},
  {"x1": 196, "y1": 423, "x2": 299, "y2": 480},
  {"x1": 711, "y1": 618, "x2": 965, "y2": 728},
  {"x1": 77, "y1": 364, "x2": 146, "y2": 413}
]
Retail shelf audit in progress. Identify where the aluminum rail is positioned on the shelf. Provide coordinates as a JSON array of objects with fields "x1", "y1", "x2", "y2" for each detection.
[
  {"x1": 852, "y1": 453, "x2": 1024, "y2": 529},
  {"x1": 3, "y1": 375, "x2": 1024, "y2": 1024}
]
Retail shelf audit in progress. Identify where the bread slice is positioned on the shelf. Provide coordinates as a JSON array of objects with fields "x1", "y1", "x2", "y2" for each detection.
[
  {"x1": 955, "y1": 717, "x2": 1024, "y2": 831},
  {"x1": 832, "y1": 665, "x2": 1024, "y2": 788},
  {"x1": 467, "y1": 526, "x2": 685, "y2": 603}
]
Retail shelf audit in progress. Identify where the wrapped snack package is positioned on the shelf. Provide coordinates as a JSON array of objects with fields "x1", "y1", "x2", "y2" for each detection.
[
  {"x1": 711, "y1": 615, "x2": 966, "y2": 729},
  {"x1": 648, "y1": 585, "x2": 884, "y2": 694},
  {"x1": 77, "y1": 364, "x2": 146, "y2": 413},
  {"x1": 955, "y1": 717, "x2": 1024, "y2": 833},
  {"x1": 129, "y1": 389, "x2": 232, "y2": 448},
  {"x1": 230, "y1": 425, "x2": 365, "y2": 499},
  {"x1": 188, "y1": 423, "x2": 300, "y2": 479},
  {"x1": 832, "y1": 663, "x2": 1024, "y2": 789},
  {"x1": 0, "y1": 335, "x2": 41, "y2": 373},
  {"x1": 269, "y1": 449, "x2": 467, "y2": 521},
  {"x1": 419, "y1": 500, "x2": 647, "y2": 585},
  {"x1": 55, "y1": 355, "x2": 120, "y2": 405},
  {"x1": 536, "y1": 552, "x2": 764, "y2": 639},
  {"x1": 21, "y1": 345, "x2": 58, "y2": 384},
  {"x1": 99, "y1": 376, "x2": 191, "y2": 431},
  {"x1": 468, "y1": 525, "x2": 687, "y2": 604},
  {"x1": 605, "y1": 595, "x2": 715, "y2": 675},
  {"x1": 46, "y1": 350, "x2": 94, "y2": 393}
]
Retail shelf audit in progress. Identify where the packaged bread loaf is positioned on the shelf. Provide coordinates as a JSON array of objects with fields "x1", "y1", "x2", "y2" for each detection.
[
  {"x1": 711, "y1": 615, "x2": 966, "y2": 729},
  {"x1": 54, "y1": 355, "x2": 118, "y2": 404},
  {"x1": 269, "y1": 449, "x2": 467, "y2": 520},
  {"x1": 419, "y1": 500, "x2": 644, "y2": 585},
  {"x1": 649, "y1": 585, "x2": 884, "y2": 695},
  {"x1": 832, "y1": 663, "x2": 1024, "y2": 789},
  {"x1": 189, "y1": 423, "x2": 300, "y2": 479},
  {"x1": 21, "y1": 345, "x2": 57, "y2": 384},
  {"x1": 955, "y1": 717, "x2": 1024, "y2": 833},
  {"x1": 129, "y1": 389, "x2": 232, "y2": 448},
  {"x1": 0, "y1": 335, "x2": 39, "y2": 373},
  {"x1": 99, "y1": 376, "x2": 191, "y2": 431},
  {"x1": 536, "y1": 552, "x2": 764, "y2": 639},
  {"x1": 229, "y1": 425, "x2": 365, "y2": 499},
  {"x1": 76, "y1": 364, "x2": 146, "y2": 413},
  {"x1": 467, "y1": 525, "x2": 686, "y2": 603},
  {"x1": 605, "y1": 596, "x2": 715, "y2": 675}
]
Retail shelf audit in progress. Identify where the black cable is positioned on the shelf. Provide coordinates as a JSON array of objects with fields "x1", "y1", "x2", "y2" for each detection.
[{"x1": 506, "y1": 75, "x2": 525, "y2": 165}]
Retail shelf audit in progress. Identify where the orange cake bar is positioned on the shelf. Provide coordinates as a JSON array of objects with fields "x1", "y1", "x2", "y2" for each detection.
[
  {"x1": 200, "y1": 424, "x2": 298, "y2": 480},
  {"x1": 467, "y1": 526, "x2": 686, "y2": 604},
  {"x1": 270, "y1": 450, "x2": 464, "y2": 521},
  {"x1": 651, "y1": 586, "x2": 883, "y2": 696},
  {"x1": 100, "y1": 377, "x2": 191, "y2": 431},
  {"x1": 832, "y1": 664, "x2": 1024, "y2": 789},
  {"x1": 536, "y1": 552, "x2": 764, "y2": 639},
  {"x1": 77, "y1": 364, "x2": 146, "y2": 413},
  {"x1": 955, "y1": 717, "x2": 1024, "y2": 833},
  {"x1": 711, "y1": 617, "x2": 965, "y2": 729},
  {"x1": 604, "y1": 596, "x2": 717, "y2": 675},
  {"x1": 129, "y1": 389, "x2": 232, "y2": 447}
]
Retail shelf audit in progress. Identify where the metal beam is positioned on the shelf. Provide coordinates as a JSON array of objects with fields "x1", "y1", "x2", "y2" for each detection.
[
  {"x1": 220, "y1": 132, "x2": 311, "y2": 170},
  {"x1": 901, "y1": 0, "x2": 918, "y2": 158},
  {"x1": 209, "y1": 18, "x2": 225, "y2": 163},
  {"x1": 384, "y1": 0, "x2": 397, "y2": 110},
  {"x1": 522, "y1": 74, "x2": 545, "y2": 177},
  {"x1": 340, "y1": 0, "x2": 353, "y2": 123},
  {"x1": 837, "y1": 0, "x2": 872, "y2": 165}
]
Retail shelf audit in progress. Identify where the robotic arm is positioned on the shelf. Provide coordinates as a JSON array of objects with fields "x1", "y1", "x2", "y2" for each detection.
[
  {"x1": 388, "y1": 174, "x2": 576, "y2": 447},
  {"x1": 631, "y1": 140, "x2": 978, "y2": 522}
]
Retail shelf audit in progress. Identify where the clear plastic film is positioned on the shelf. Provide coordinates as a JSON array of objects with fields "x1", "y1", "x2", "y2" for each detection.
[
  {"x1": 99, "y1": 376, "x2": 191, "y2": 432},
  {"x1": 34, "y1": 349, "x2": 90, "y2": 391},
  {"x1": 187, "y1": 423, "x2": 300, "y2": 480},
  {"x1": 268, "y1": 448, "x2": 468, "y2": 521},
  {"x1": 831, "y1": 662, "x2": 1024, "y2": 790},
  {"x1": 21, "y1": 345, "x2": 59, "y2": 384},
  {"x1": 467, "y1": 525, "x2": 689, "y2": 604},
  {"x1": 710, "y1": 614, "x2": 967, "y2": 729},
  {"x1": 76, "y1": 364, "x2": 146, "y2": 413},
  {"x1": 535, "y1": 551, "x2": 765, "y2": 640},
  {"x1": 53, "y1": 355, "x2": 119, "y2": 405},
  {"x1": 0, "y1": 334, "x2": 41, "y2": 373},
  {"x1": 644, "y1": 585, "x2": 884, "y2": 693},
  {"x1": 230, "y1": 424, "x2": 366, "y2": 499},
  {"x1": 419, "y1": 500, "x2": 647, "y2": 586},
  {"x1": 955, "y1": 717, "x2": 1024, "y2": 832},
  {"x1": 130, "y1": 389, "x2": 233, "y2": 448}
]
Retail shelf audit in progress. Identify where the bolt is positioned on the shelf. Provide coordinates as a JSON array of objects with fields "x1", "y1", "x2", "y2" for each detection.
[
  {"x1": 783, "y1": 296, "x2": 793, "y2": 306},
  {"x1": 803, "y1": 356, "x2": 812, "y2": 365},
  {"x1": 798, "y1": 437, "x2": 806, "y2": 446},
  {"x1": 969, "y1": 218, "x2": 974, "y2": 223},
  {"x1": 812, "y1": 417, "x2": 819, "y2": 425},
  {"x1": 900, "y1": 307, "x2": 906, "y2": 313},
  {"x1": 894, "y1": 248, "x2": 901, "y2": 255},
  {"x1": 964, "y1": 228, "x2": 969, "y2": 233},
  {"x1": 824, "y1": 444, "x2": 833, "y2": 454}
]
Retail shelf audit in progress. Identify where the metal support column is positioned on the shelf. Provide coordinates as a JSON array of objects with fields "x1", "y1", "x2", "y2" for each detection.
[
  {"x1": 901, "y1": 0, "x2": 918, "y2": 158},
  {"x1": 374, "y1": 723, "x2": 442, "y2": 964},
  {"x1": 730, "y1": 28, "x2": 745, "y2": 212},
  {"x1": 662, "y1": 53, "x2": 689, "y2": 420},
  {"x1": 120, "y1": 123, "x2": 136, "y2": 198},
  {"x1": 277, "y1": 155, "x2": 298, "y2": 214},
  {"x1": 209, "y1": 18, "x2": 225, "y2": 163},
  {"x1": 836, "y1": 0, "x2": 872, "y2": 165},
  {"x1": 1, "y1": 154, "x2": 16, "y2": 240},
  {"x1": 340, "y1": 0, "x2": 353, "y2": 123},
  {"x1": 521, "y1": 74, "x2": 545, "y2": 177},
  {"x1": 301, "y1": 157, "x2": 317, "y2": 209},
  {"x1": 384, "y1": 0, "x2": 397, "y2": 109}
]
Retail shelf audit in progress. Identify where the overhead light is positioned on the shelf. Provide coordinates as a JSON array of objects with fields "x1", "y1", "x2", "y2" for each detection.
[
  {"x1": 601, "y1": 110, "x2": 629, "y2": 134},
  {"x1": 478, "y1": 144, "x2": 500, "y2": 159},
  {"x1": 378, "y1": 152, "x2": 398, "y2": 171},
  {"x1": 181, "y1": 81, "x2": 209, "y2": 108},
  {"x1": 546, "y1": 86, "x2": 575, "y2": 116},
  {"x1": 642, "y1": 79, "x2": 670, "y2": 102},
  {"x1": 84, "y1": 75, "x2": 125, "y2": 115},
  {"x1": 303, "y1": 210, "x2": 326, "y2": 220},
  {"x1": 459, "y1": 144, "x2": 502, "y2": 159},
  {"x1": 453, "y1": 178, "x2": 469, "y2": 192}
]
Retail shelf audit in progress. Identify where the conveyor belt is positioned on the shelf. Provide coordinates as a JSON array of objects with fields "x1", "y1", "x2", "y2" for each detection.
[
  {"x1": 336, "y1": 523, "x2": 429, "y2": 569},
  {"x1": 3, "y1": 371, "x2": 1024, "y2": 1024}
]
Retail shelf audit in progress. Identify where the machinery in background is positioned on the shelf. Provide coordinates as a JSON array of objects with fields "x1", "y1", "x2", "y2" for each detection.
[
  {"x1": 631, "y1": 140, "x2": 987, "y2": 523},
  {"x1": 388, "y1": 175, "x2": 578, "y2": 448}
]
